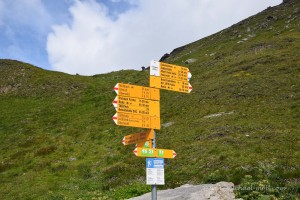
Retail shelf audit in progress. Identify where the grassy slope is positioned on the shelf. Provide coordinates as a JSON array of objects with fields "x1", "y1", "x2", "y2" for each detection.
[{"x1": 0, "y1": 1, "x2": 299, "y2": 199}]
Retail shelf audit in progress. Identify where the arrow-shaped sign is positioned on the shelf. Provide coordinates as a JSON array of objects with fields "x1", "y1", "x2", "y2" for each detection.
[
  {"x1": 112, "y1": 113, "x2": 160, "y2": 129},
  {"x1": 122, "y1": 129, "x2": 154, "y2": 146},
  {"x1": 112, "y1": 96, "x2": 160, "y2": 117},
  {"x1": 150, "y1": 60, "x2": 192, "y2": 81},
  {"x1": 150, "y1": 76, "x2": 192, "y2": 93},
  {"x1": 133, "y1": 147, "x2": 177, "y2": 159},
  {"x1": 113, "y1": 83, "x2": 160, "y2": 101},
  {"x1": 136, "y1": 140, "x2": 153, "y2": 148}
]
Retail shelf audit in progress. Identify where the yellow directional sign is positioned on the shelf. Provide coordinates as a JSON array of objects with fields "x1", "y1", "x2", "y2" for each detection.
[
  {"x1": 160, "y1": 62, "x2": 189, "y2": 81},
  {"x1": 113, "y1": 113, "x2": 160, "y2": 129},
  {"x1": 122, "y1": 129, "x2": 154, "y2": 146},
  {"x1": 112, "y1": 96, "x2": 160, "y2": 117},
  {"x1": 150, "y1": 76, "x2": 192, "y2": 93},
  {"x1": 114, "y1": 83, "x2": 160, "y2": 100},
  {"x1": 150, "y1": 61, "x2": 192, "y2": 81},
  {"x1": 133, "y1": 147, "x2": 176, "y2": 159},
  {"x1": 136, "y1": 140, "x2": 153, "y2": 148}
]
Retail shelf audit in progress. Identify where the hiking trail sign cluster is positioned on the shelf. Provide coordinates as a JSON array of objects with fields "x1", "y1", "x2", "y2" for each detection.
[{"x1": 112, "y1": 60, "x2": 192, "y2": 190}]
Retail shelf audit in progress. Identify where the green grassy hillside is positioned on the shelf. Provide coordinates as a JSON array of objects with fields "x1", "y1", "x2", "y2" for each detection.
[{"x1": 0, "y1": 1, "x2": 299, "y2": 199}]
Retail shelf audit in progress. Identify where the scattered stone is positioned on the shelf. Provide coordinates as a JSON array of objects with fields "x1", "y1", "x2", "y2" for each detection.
[
  {"x1": 204, "y1": 111, "x2": 234, "y2": 119},
  {"x1": 260, "y1": 21, "x2": 270, "y2": 29},
  {"x1": 184, "y1": 58, "x2": 197, "y2": 64},
  {"x1": 69, "y1": 157, "x2": 77, "y2": 162},
  {"x1": 248, "y1": 34, "x2": 256, "y2": 38},
  {"x1": 0, "y1": 85, "x2": 12, "y2": 93},
  {"x1": 162, "y1": 122, "x2": 174, "y2": 128},
  {"x1": 237, "y1": 34, "x2": 255, "y2": 43}
]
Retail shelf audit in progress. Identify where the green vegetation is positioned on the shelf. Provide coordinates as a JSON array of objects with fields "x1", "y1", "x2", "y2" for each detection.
[{"x1": 0, "y1": 1, "x2": 299, "y2": 199}]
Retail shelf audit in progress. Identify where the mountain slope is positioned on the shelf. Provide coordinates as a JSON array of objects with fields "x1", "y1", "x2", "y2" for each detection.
[{"x1": 0, "y1": 1, "x2": 299, "y2": 199}]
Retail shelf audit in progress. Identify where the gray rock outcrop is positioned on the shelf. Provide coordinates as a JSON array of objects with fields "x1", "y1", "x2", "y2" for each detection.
[{"x1": 129, "y1": 182, "x2": 240, "y2": 200}]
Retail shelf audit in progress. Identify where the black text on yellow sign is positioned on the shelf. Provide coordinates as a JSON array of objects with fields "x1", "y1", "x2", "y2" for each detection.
[
  {"x1": 160, "y1": 62, "x2": 190, "y2": 81},
  {"x1": 113, "y1": 96, "x2": 160, "y2": 117},
  {"x1": 122, "y1": 129, "x2": 154, "y2": 146},
  {"x1": 150, "y1": 61, "x2": 192, "y2": 82},
  {"x1": 150, "y1": 76, "x2": 192, "y2": 93},
  {"x1": 112, "y1": 113, "x2": 160, "y2": 130},
  {"x1": 114, "y1": 83, "x2": 160, "y2": 101}
]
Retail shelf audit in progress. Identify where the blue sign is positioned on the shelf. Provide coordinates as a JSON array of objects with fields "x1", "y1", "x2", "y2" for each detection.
[{"x1": 146, "y1": 158, "x2": 164, "y2": 169}]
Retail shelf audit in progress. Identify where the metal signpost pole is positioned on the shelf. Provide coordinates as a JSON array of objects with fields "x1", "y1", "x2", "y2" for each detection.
[{"x1": 151, "y1": 130, "x2": 157, "y2": 200}]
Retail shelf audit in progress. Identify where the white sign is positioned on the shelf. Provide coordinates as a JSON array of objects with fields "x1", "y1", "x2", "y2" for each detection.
[
  {"x1": 150, "y1": 60, "x2": 160, "y2": 76},
  {"x1": 146, "y1": 158, "x2": 164, "y2": 185}
]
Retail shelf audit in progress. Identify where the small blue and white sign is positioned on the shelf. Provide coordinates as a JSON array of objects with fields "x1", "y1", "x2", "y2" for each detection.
[
  {"x1": 146, "y1": 158, "x2": 164, "y2": 185},
  {"x1": 146, "y1": 158, "x2": 164, "y2": 168}
]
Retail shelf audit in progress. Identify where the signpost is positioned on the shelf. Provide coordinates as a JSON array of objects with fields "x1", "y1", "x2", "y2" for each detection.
[
  {"x1": 133, "y1": 147, "x2": 177, "y2": 159},
  {"x1": 146, "y1": 158, "x2": 164, "y2": 185},
  {"x1": 111, "y1": 60, "x2": 192, "y2": 200},
  {"x1": 112, "y1": 96, "x2": 160, "y2": 117},
  {"x1": 122, "y1": 129, "x2": 154, "y2": 146},
  {"x1": 112, "y1": 113, "x2": 160, "y2": 129}
]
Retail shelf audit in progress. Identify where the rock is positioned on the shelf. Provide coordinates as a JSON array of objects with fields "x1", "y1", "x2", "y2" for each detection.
[
  {"x1": 129, "y1": 182, "x2": 238, "y2": 200},
  {"x1": 184, "y1": 58, "x2": 197, "y2": 64},
  {"x1": 162, "y1": 122, "x2": 174, "y2": 128},
  {"x1": 141, "y1": 66, "x2": 151, "y2": 71},
  {"x1": 203, "y1": 111, "x2": 234, "y2": 118},
  {"x1": 266, "y1": 15, "x2": 274, "y2": 20},
  {"x1": 69, "y1": 157, "x2": 77, "y2": 161},
  {"x1": 159, "y1": 53, "x2": 170, "y2": 62},
  {"x1": 170, "y1": 46, "x2": 186, "y2": 55},
  {"x1": 283, "y1": 0, "x2": 296, "y2": 4},
  {"x1": 0, "y1": 85, "x2": 12, "y2": 94}
]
